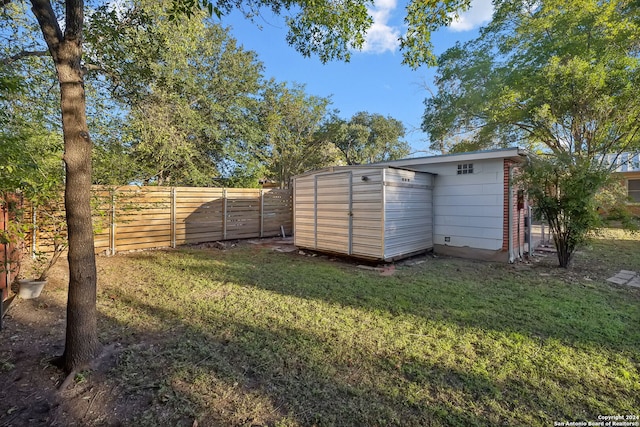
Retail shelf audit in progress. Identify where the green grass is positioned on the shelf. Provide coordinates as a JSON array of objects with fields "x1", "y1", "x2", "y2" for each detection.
[{"x1": 96, "y1": 233, "x2": 640, "y2": 426}]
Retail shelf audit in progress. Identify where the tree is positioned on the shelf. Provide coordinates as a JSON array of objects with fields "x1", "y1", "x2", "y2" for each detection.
[
  {"x1": 83, "y1": 5, "x2": 266, "y2": 186},
  {"x1": 318, "y1": 111, "x2": 410, "y2": 165},
  {"x1": 27, "y1": 0, "x2": 102, "y2": 373},
  {"x1": 421, "y1": 0, "x2": 640, "y2": 266},
  {"x1": 257, "y1": 81, "x2": 337, "y2": 187},
  {"x1": 2, "y1": 0, "x2": 473, "y2": 372},
  {"x1": 1, "y1": 59, "x2": 64, "y2": 286},
  {"x1": 0, "y1": 67, "x2": 31, "y2": 195},
  {"x1": 519, "y1": 155, "x2": 609, "y2": 267},
  {"x1": 423, "y1": 0, "x2": 640, "y2": 156},
  {"x1": 0, "y1": 0, "x2": 367, "y2": 373}
]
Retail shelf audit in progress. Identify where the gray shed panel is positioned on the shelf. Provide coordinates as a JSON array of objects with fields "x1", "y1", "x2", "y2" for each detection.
[{"x1": 293, "y1": 166, "x2": 433, "y2": 261}]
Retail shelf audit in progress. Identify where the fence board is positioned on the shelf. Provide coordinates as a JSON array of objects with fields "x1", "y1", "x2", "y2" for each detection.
[
  {"x1": 116, "y1": 240, "x2": 172, "y2": 251},
  {"x1": 176, "y1": 231, "x2": 225, "y2": 243},
  {"x1": 27, "y1": 185, "x2": 292, "y2": 255}
]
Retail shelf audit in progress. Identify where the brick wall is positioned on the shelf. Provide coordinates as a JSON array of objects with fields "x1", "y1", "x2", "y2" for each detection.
[{"x1": 502, "y1": 160, "x2": 526, "y2": 256}]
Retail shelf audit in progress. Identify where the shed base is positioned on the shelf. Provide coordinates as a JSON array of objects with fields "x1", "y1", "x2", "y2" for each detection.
[
  {"x1": 434, "y1": 244, "x2": 510, "y2": 263},
  {"x1": 295, "y1": 246, "x2": 433, "y2": 263},
  {"x1": 383, "y1": 248, "x2": 433, "y2": 262}
]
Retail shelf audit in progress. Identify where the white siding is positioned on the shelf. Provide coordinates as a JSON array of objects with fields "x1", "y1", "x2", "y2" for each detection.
[{"x1": 406, "y1": 159, "x2": 505, "y2": 251}]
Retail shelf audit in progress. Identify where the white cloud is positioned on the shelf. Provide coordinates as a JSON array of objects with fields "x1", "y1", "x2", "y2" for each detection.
[
  {"x1": 361, "y1": 0, "x2": 401, "y2": 54},
  {"x1": 448, "y1": 0, "x2": 494, "y2": 32}
]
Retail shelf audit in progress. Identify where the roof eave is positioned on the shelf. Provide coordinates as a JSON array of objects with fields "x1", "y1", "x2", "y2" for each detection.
[{"x1": 379, "y1": 147, "x2": 528, "y2": 167}]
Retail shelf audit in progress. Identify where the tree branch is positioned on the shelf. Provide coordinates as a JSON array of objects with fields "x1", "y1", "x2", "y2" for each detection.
[
  {"x1": 82, "y1": 63, "x2": 104, "y2": 72},
  {"x1": 30, "y1": 0, "x2": 63, "y2": 61},
  {"x1": 64, "y1": 0, "x2": 84, "y2": 41},
  {"x1": 0, "y1": 49, "x2": 50, "y2": 65}
]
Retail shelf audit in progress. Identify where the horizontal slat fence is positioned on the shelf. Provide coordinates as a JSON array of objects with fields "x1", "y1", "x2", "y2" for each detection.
[{"x1": 29, "y1": 185, "x2": 293, "y2": 255}]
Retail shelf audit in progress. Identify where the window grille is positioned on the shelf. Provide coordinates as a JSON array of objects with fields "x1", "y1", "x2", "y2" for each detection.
[{"x1": 457, "y1": 163, "x2": 473, "y2": 175}]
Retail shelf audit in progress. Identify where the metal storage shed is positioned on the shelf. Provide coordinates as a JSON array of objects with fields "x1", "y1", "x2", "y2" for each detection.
[{"x1": 293, "y1": 166, "x2": 434, "y2": 261}]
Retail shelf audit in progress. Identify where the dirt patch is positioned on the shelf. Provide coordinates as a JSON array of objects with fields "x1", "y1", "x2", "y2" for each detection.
[
  {"x1": 0, "y1": 257, "x2": 152, "y2": 427},
  {"x1": 0, "y1": 238, "x2": 294, "y2": 426}
]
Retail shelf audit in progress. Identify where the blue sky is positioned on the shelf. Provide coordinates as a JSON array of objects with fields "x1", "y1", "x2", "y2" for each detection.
[{"x1": 222, "y1": 0, "x2": 493, "y2": 154}]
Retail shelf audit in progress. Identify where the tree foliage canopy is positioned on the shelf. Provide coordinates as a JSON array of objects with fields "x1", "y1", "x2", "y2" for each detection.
[
  {"x1": 103, "y1": 10, "x2": 264, "y2": 186},
  {"x1": 318, "y1": 111, "x2": 410, "y2": 165},
  {"x1": 257, "y1": 80, "x2": 337, "y2": 187},
  {"x1": 423, "y1": 0, "x2": 640, "y2": 159},
  {"x1": 166, "y1": 0, "x2": 472, "y2": 67},
  {"x1": 0, "y1": 65, "x2": 62, "y2": 201}
]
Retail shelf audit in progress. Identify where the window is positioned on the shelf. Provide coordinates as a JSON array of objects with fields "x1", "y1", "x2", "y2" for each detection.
[
  {"x1": 629, "y1": 179, "x2": 640, "y2": 202},
  {"x1": 457, "y1": 163, "x2": 473, "y2": 175}
]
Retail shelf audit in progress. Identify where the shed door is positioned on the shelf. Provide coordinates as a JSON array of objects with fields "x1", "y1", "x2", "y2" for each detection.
[{"x1": 315, "y1": 172, "x2": 352, "y2": 254}]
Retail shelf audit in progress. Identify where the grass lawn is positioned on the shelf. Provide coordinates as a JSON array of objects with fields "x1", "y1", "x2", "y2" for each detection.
[{"x1": 5, "y1": 231, "x2": 639, "y2": 426}]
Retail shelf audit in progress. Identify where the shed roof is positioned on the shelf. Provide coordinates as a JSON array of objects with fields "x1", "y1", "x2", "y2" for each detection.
[
  {"x1": 376, "y1": 147, "x2": 527, "y2": 168},
  {"x1": 293, "y1": 164, "x2": 436, "y2": 179}
]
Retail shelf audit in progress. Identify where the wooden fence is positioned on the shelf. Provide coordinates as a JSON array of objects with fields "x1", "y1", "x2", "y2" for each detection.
[
  {"x1": 1, "y1": 200, "x2": 11, "y2": 302},
  {"x1": 28, "y1": 186, "x2": 293, "y2": 255},
  {"x1": 1, "y1": 194, "x2": 22, "y2": 304}
]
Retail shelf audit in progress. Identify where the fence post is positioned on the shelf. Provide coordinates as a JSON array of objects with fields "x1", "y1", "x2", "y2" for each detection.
[
  {"x1": 222, "y1": 188, "x2": 227, "y2": 240},
  {"x1": 171, "y1": 187, "x2": 177, "y2": 248},
  {"x1": 260, "y1": 189, "x2": 264, "y2": 238},
  {"x1": 2, "y1": 203, "x2": 8, "y2": 304},
  {"x1": 31, "y1": 205, "x2": 37, "y2": 258},
  {"x1": 110, "y1": 192, "x2": 116, "y2": 255}
]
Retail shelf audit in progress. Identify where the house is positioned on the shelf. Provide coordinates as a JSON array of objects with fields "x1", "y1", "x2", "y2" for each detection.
[
  {"x1": 293, "y1": 147, "x2": 531, "y2": 263},
  {"x1": 604, "y1": 152, "x2": 640, "y2": 203}
]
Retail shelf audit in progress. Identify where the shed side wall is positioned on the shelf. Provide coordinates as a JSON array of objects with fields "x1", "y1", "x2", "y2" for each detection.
[
  {"x1": 293, "y1": 175, "x2": 316, "y2": 249},
  {"x1": 383, "y1": 169, "x2": 433, "y2": 259}
]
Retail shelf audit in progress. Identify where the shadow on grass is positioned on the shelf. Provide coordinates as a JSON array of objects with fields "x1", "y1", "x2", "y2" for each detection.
[
  {"x1": 100, "y1": 293, "x2": 562, "y2": 427},
  {"x1": 3, "y1": 242, "x2": 638, "y2": 427},
  {"x1": 99, "y1": 247, "x2": 639, "y2": 424},
  {"x1": 136, "y1": 247, "x2": 640, "y2": 355}
]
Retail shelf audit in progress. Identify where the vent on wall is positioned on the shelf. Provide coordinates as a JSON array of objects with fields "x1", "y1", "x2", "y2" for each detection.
[{"x1": 457, "y1": 163, "x2": 474, "y2": 175}]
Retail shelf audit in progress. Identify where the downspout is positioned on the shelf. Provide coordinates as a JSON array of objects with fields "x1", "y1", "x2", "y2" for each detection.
[
  {"x1": 431, "y1": 174, "x2": 436, "y2": 255},
  {"x1": 522, "y1": 150, "x2": 534, "y2": 255},
  {"x1": 508, "y1": 165, "x2": 515, "y2": 263}
]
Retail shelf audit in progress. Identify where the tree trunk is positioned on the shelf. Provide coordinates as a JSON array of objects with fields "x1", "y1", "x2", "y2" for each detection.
[
  {"x1": 57, "y1": 50, "x2": 98, "y2": 372},
  {"x1": 57, "y1": 41, "x2": 100, "y2": 374},
  {"x1": 31, "y1": 0, "x2": 100, "y2": 373},
  {"x1": 554, "y1": 234, "x2": 572, "y2": 268}
]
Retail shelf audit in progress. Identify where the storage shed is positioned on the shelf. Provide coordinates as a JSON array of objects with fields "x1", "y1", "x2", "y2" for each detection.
[
  {"x1": 293, "y1": 166, "x2": 434, "y2": 261},
  {"x1": 380, "y1": 147, "x2": 530, "y2": 262}
]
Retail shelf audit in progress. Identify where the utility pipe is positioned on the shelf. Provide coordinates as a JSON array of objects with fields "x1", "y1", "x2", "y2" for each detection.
[{"x1": 508, "y1": 165, "x2": 515, "y2": 263}]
